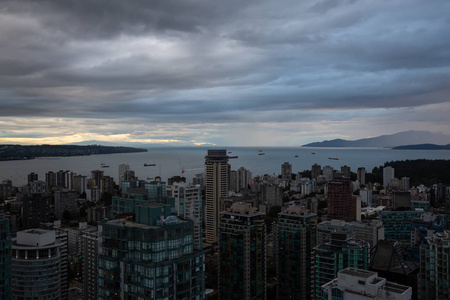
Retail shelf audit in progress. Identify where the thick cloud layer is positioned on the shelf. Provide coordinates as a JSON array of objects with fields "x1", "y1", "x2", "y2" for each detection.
[{"x1": 1, "y1": 0, "x2": 450, "y2": 145}]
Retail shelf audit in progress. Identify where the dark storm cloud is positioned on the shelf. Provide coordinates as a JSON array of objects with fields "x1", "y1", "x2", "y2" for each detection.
[{"x1": 1, "y1": 0, "x2": 450, "y2": 128}]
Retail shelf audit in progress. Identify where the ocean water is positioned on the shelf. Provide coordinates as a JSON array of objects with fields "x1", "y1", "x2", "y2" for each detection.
[{"x1": 1, "y1": 147, "x2": 450, "y2": 187}]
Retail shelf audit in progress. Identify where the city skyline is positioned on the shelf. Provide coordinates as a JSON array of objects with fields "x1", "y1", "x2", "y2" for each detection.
[{"x1": 1, "y1": 1, "x2": 450, "y2": 146}]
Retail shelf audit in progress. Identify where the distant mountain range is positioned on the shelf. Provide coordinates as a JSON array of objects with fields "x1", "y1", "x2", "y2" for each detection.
[
  {"x1": 392, "y1": 144, "x2": 450, "y2": 150},
  {"x1": 302, "y1": 131, "x2": 450, "y2": 148}
]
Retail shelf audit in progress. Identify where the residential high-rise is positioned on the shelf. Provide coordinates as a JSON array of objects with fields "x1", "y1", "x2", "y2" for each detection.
[
  {"x1": 381, "y1": 210, "x2": 422, "y2": 248},
  {"x1": 54, "y1": 189, "x2": 78, "y2": 219},
  {"x1": 383, "y1": 166, "x2": 395, "y2": 188},
  {"x1": 97, "y1": 204, "x2": 205, "y2": 299},
  {"x1": 281, "y1": 162, "x2": 292, "y2": 181},
  {"x1": 27, "y1": 172, "x2": 38, "y2": 183},
  {"x1": 311, "y1": 164, "x2": 321, "y2": 180},
  {"x1": 219, "y1": 202, "x2": 266, "y2": 300},
  {"x1": 118, "y1": 164, "x2": 130, "y2": 188},
  {"x1": 359, "y1": 188, "x2": 372, "y2": 206},
  {"x1": 0, "y1": 216, "x2": 11, "y2": 299},
  {"x1": 327, "y1": 178, "x2": 355, "y2": 222},
  {"x1": 60, "y1": 222, "x2": 97, "y2": 279},
  {"x1": 276, "y1": 206, "x2": 317, "y2": 300},
  {"x1": 12, "y1": 229, "x2": 68, "y2": 300},
  {"x1": 322, "y1": 166, "x2": 334, "y2": 182},
  {"x1": 167, "y1": 182, "x2": 203, "y2": 250},
  {"x1": 321, "y1": 268, "x2": 412, "y2": 300},
  {"x1": 357, "y1": 167, "x2": 366, "y2": 185},
  {"x1": 45, "y1": 171, "x2": 57, "y2": 188},
  {"x1": 317, "y1": 219, "x2": 354, "y2": 246},
  {"x1": 411, "y1": 212, "x2": 447, "y2": 262},
  {"x1": 340, "y1": 165, "x2": 351, "y2": 178},
  {"x1": 205, "y1": 149, "x2": 229, "y2": 244},
  {"x1": 419, "y1": 231, "x2": 450, "y2": 300},
  {"x1": 351, "y1": 219, "x2": 384, "y2": 248},
  {"x1": 315, "y1": 232, "x2": 370, "y2": 298},
  {"x1": 83, "y1": 230, "x2": 99, "y2": 300},
  {"x1": 400, "y1": 176, "x2": 410, "y2": 191}
]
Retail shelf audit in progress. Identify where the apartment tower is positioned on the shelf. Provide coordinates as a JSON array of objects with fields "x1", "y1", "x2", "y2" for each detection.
[
  {"x1": 276, "y1": 206, "x2": 317, "y2": 300},
  {"x1": 219, "y1": 202, "x2": 266, "y2": 300},
  {"x1": 205, "y1": 149, "x2": 229, "y2": 244}
]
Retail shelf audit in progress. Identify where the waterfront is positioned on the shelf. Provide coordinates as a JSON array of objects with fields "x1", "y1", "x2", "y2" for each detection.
[{"x1": 1, "y1": 147, "x2": 450, "y2": 186}]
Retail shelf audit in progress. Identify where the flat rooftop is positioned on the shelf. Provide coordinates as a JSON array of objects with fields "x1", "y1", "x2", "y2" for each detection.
[{"x1": 340, "y1": 268, "x2": 376, "y2": 278}]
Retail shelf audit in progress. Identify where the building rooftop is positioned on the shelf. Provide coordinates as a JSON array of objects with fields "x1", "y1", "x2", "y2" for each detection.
[{"x1": 340, "y1": 268, "x2": 375, "y2": 278}]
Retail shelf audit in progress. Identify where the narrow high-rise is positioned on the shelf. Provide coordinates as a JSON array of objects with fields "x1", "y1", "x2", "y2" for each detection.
[
  {"x1": 276, "y1": 206, "x2": 317, "y2": 300},
  {"x1": 383, "y1": 166, "x2": 395, "y2": 188},
  {"x1": 357, "y1": 167, "x2": 366, "y2": 185},
  {"x1": 327, "y1": 178, "x2": 355, "y2": 222},
  {"x1": 0, "y1": 216, "x2": 11, "y2": 299},
  {"x1": 419, "y1": 231, "x2": 450, "y2": 299},
  {"x1": 219, "y1": 202, "x2": 266, "y2": 299},
  {"x1": 281, "y1": 162, "x2": 292, "y2": 181},
  {"x1": 205, "y1": 149, "x2": 229, "y2": 244}
]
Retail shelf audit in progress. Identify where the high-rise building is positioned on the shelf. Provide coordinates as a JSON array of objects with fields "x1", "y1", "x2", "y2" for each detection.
[
  {"x1": 82, "y1": 230, "x2": 99, "y2": 300},
  {"x1": 359, "y1": 188, "x2": 372, "y2": 206},
  {"x1": 167, "y1": 182, "x2": 203, "y2": 250},
  {"x1": 322, "y1": 166, "x2": 334, "y2": 182},
  {"x1": 340, "y1": 165, "x2": 351, "y2": 178},
  {"x1": 54, "y1": 189, "x2": 79, "y2": 219},
  {"x1": 357, "y1": 167, "x2": 366, "y2": 185},
  {"x1": 219, "y1": 202, "x2": 266, "y2": 299},
  {"x1": 281, "y1": 162, "x2": 292, "y2": 181},
  {"x1": 60, "y1": 222, "x2": 97, "y2": 279},
  {"x1": 90, "y1": 169, "x2": 104, "y2": 190},
  {"x1": 21, "y1": 193, "x2": 52, "y2": 228},
  {"x1": 411, "y1": 213, "x2": 447, "y2": 262},
  {"x1": 401, "y1": 177, "x2": 410, "y2": 191},
  {"x1": 118, "y1": 164, "x2": 130, "y2": 188},
  {"x1": 327, "y1": 178, "x2": 355, "y2": 222},
  {"x1": 276, "y1": 206, "x2": 317, "y2": 300},
  {"x1": 144, "y1": 176, "x2": 167, "y2": 200},
  {"x1": 12, "y1": 229, "x2": 68, "y2": 300},
  {"x1": 315, "y1": 232, "x2": 370, "y2": 298},
  {"x1": 27, "y1": 172, "x2": 38, "y2": 183},
  {"x1": 317, "y1": 219, "x2": 354, "y2": 246},
  {"x1": 205, "y1": 149, "x2": 229, "y2": 244},
  {"x1": 311, "y1": 164, "x2": 321, "y2": 181},
  {"x1": 321, "y1": 268, "x2": 412, "y2": 300},
  {"x1": 45, "y1": 171, "x2": 57, "y2": 188},
  {"x1": 351, "y1": 219, "x2": 385, "y2": 248},
  {"x1": 97, "y1": 204, "x2": 205, "y2": 299},
  {"x1": 383, "y1": 166, "x2": 395, "y2": 188},
  {"x1": 0, "y1": 216, "x2": 11, "y2": 299},
  {"x1": 73, "y1": 174, "x2": 87, "y2": 194},
  {"x1": 381, "y1": 210, "x2": 422, "y2": 248},
  {"x1": 419, "y1": 231, "x2": 450, "y2": 300}
]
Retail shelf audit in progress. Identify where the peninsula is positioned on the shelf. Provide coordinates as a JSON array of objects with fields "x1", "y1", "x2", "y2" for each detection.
[{"x1": 0, "y1": 144, "x2": 147, "y2": 161}]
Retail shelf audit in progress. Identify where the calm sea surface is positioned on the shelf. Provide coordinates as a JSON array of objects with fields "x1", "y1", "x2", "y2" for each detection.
[{"x1": 1, "y1": 147, "x2": 450, "y2": 187}]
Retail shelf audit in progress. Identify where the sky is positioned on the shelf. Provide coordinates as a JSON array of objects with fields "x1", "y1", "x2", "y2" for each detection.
[{"x1": 1, "y1": 0, "x2": 450, "y2": 147}]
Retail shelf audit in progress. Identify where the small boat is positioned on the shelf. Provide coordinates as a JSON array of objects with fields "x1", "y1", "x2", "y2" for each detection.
[
  {"x1": 328, "y1": 157, "x2": 339, "y2": 160},
  {"x1": 228, "y1": 156, "x2": 238, "y2": 159},
  {"x1": 101, "y1": 164, "x2": 110, "y2": 168},
  {"x1": 258, "y1": 153, "x2": 265, "y2": 156},
  {"x1": 144, "y1": 163, "x2": 156, "y2": 166},
  {"x1": 258, "y1": 150, "x2": 264, "y2": 152},
  {"x1": 295, "y1": 155, "x2": 298, "y2": 157},
  {"x1": 228, "y1": 151, "x2": 232, "y2": 154},
  {"x1": 311, "y1": 152, "x2": 315, "y2": 154}
]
